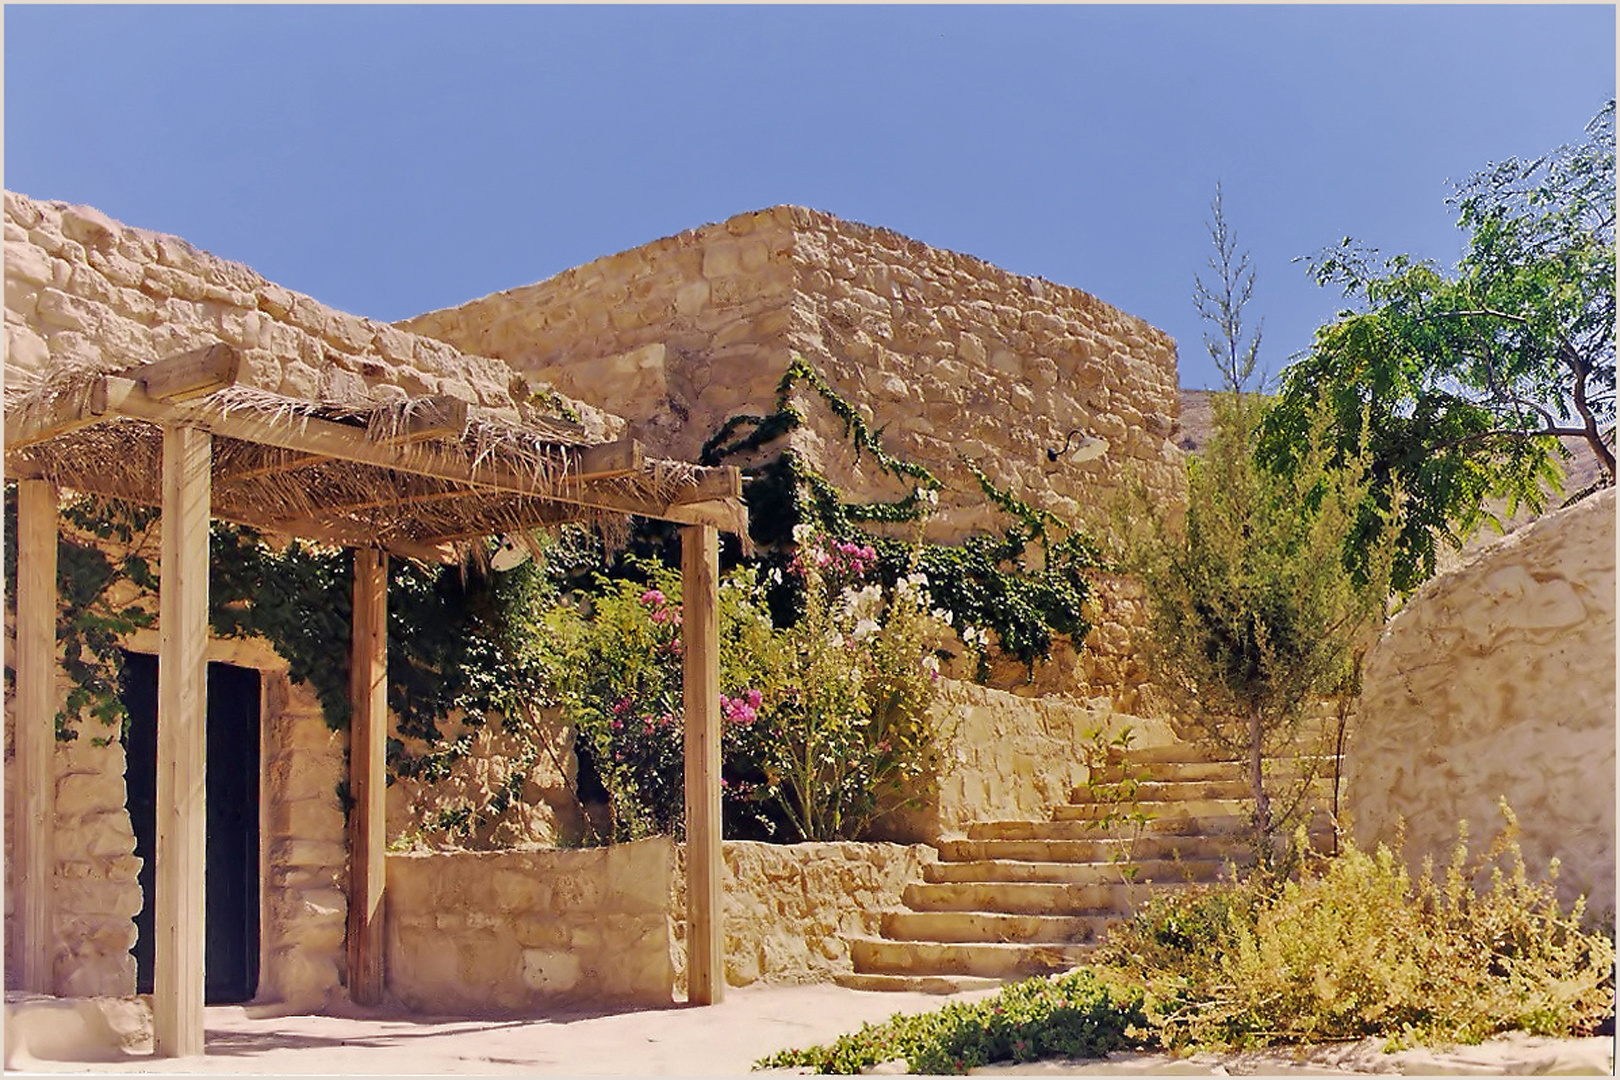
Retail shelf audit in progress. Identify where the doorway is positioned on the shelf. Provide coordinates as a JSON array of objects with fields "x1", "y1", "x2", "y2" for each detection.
[{"x1": 120, "y1": 652, "x2": 261, "y2": 1004}]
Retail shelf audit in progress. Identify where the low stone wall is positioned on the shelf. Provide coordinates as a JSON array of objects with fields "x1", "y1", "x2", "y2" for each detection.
[
  {"x1": 1347, "y1": 489, "x2": 1615, "y2": 914},
  {"x1": 385, "y1": 838, "x2": 675, "y2": 1013},
  {"x1": 669, "y1": 841, "x2": 934, "y2": 993}
]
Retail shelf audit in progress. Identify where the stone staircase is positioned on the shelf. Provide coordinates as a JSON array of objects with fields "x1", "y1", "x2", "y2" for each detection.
[{"x1": 838, "y1": 740, "x2": 1338, "y2": 993}]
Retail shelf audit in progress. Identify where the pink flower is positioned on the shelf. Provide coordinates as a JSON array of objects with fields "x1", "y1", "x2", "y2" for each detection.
[
  {"x1": 640, "y1": 589, "x2": 667, "y2": 608},
  {"x1": 745, "y1": 689, "x2": 763, "y2": 709}
]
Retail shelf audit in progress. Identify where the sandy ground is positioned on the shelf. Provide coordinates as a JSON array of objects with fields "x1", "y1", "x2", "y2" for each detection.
[{"x1": 6, "y1": 983, "x2": 1613, "y2": 1076}]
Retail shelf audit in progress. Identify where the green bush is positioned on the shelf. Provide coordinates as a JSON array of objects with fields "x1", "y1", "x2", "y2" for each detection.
[
  {"x1": 1100, "y1": 807, "x2": 1614, "y2": 1050},
  {"x1": 537, "y1": 536, "x2": 953, "y2": 843},
  {"x1": 756, "y1": 969, "x2": 1148, "y2": 1074}
]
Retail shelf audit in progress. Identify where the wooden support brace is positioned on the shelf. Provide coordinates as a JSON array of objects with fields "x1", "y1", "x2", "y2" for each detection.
[
  {"x1": 128, "y1": 343, "x2": 242, "y2": 402},
  {"x1": 15, "y1": 480, "x2": 58, "y2": 993},
  {"x1": 154, "y1": 425, "x2": 211, "y2": 1058},
  {"x1": 681, "y1": 524, "x2": 724, "y2": 1005},
  {"x1": 347, "y1": 548, "x2": 389, "y2": 1004},
  {"x1": 394, "y1": 396, "x2": 471, "y2": 445}
]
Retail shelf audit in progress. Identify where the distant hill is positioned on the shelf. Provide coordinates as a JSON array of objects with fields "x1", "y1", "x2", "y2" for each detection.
[{"x1": 1175, "y1": 388, "x2": 1611, "y2": 567}]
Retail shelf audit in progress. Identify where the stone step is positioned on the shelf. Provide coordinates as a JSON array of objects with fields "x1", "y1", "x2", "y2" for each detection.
[
  {"x1": 849, "y1": 936, "x2": 1094, "y2": 980},
  {"x1": 881, "y1": 909, "x2": 1112, "y2": 944},
  {"x1": 936, "y1": 834, "x2": 1251, "y2": 864},
  {"x1": 902, "y1": 879, "x2": 1194, "y2": 915},
  {"x1": 1103, "y1": 742, "x2": 1238, "y2": 766},
  {"x1": 1088, "y1": 758, "x2": 1340, "y2": 785},
  {"x1": 967, "y1": 817, "x2": 1245, "y2": 841},
  {"x1": 1069, "y1": 778, "x2": 1254, "y2": 803},
  {"x1": 833, "y1": 971, "x2": 1005, "y2": 994},
  {"x1": 923, "y1": 857, "x2": 1229, "y2": 886},
  {"x1": 1052, "y1": 798, "x2": 1254, "y2": 824}
]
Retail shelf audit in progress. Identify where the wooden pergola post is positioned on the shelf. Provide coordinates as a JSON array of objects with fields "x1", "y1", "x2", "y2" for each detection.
[
  {"x1": 15, "y1": 479, "x2": 59, "y2": 993},
  {"x1": 154, "y1": 425, "x2": 211, "y2": 1057},
  {"x1": 680, "y1": 524, "x2": 723, "y2": 1005},
  {"x1": 346, "y1": 547, "x2": 388, "y2": 1005}
]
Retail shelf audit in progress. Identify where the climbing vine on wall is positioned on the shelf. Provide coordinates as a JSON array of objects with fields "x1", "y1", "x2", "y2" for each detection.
[
  {"x1": 696, "y1": 356, "x2": 1105, "y2": 672},
  {"x1": 3, "y1": 485, "x2": 560, "y2": 760}
]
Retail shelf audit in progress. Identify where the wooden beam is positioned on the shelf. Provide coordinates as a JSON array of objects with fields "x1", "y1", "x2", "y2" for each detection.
[
  {"x1": 15, "y1": 479, "x2": 58, "y2": 993},
  {"x1": 397, "y1": 395, "x2": 471, "y2": 445},
  {"x1": 5, "y1": 380, "x2": 112, "y2": 451},
  {"x1": 681, "y1": 524, "x2": 724, "y2": 1006},
  {"x1": 154, "y1": 425, "x2": 211, "y2": 1058},
  {"x1": 347, "y1": 548, "x2": 388, "y2": 1005},
  {"x1": 128, "y1": 343, "x2": 242, "y2": 402},
  {"x1": 573, "y1": 437, "x2": 643, "y2": 479}
]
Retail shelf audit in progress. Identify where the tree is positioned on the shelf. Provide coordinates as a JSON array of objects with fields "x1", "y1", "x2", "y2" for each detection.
[
  {"x1": 1263, "y1": 102, "x2": 1615, "y2": 593},
  {"x1": 1127, "y1": 190, "x2": 1397, "y2": 852}
]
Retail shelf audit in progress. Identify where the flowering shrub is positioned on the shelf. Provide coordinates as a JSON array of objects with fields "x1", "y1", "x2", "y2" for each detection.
[{"x1": 537, "y1": 537, "x2": 954, "y2": 843}]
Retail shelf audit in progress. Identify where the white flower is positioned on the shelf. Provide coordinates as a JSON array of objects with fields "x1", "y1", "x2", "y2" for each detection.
[
  {"x1": 921, "y1": 654, "x2": 941, "y2": 676},
  {"x1": 827, "y1": 631, "x2": 846, "y2": 650},
  {"x1": 852, "y1": 617, "x2": 880, "y2": 641},
  {"x1": 918, "y1": 488, "x2": 939, "y2": 508},
  {"x1": 932, "y1": 607, "x2": 954, "y2": 627},
  {"x1": 839, "y1": 583, "x2": 883, "y2": 622},
  {"x1": 961, "y1": 625, "x2": 988, "y2": 649},
  {"x1": 767, "y1": 567, "x2": 784, "y2": 586},
  {"x1": 791, "y1": 523, "x2": 815, "y2": 546}
]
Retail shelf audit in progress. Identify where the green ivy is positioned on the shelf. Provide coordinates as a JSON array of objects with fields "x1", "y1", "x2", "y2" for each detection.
[{"x1": 698, "y1": 358, "x2": 1105, "y2": 673}]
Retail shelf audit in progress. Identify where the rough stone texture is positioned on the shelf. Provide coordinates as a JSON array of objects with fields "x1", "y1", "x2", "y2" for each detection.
[
  {"x1": 386, "y1": 710, "x2": 582, "y2": 850},
  {"x1": 3, "y1": 627, "x2": 346, "y2": 1008},
  {"x1": 385, "y1": 838, "x2": 675, "y2": 1012},
  {"x1": 400, "y1": 205, "x2": 1185, "y2": 704},
  {"x1": 2, "y1": 190, "x2": 620, "y2": 440},
  {"x1": 880, "y1": 680, "x2": 1177, "y2": 842},
  {"x1": 1346, "y1": 489, "x2": 1615, "y2": 914},
  {"x1": 669, "y1": 840, "x2": 935, "y2": 994}
]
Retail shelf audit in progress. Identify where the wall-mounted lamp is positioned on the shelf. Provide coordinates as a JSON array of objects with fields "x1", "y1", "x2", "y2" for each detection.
[
  {"x1": 1046, "y1": 430, "x2": 1109, "y2": 464},
  {"x1": 489, "y1": 534, "x2": 533, "y2": 571}
]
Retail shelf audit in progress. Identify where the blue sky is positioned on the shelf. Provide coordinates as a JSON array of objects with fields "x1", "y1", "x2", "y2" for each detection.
[{"x1": 5, "y1": 5, "x2": 1614, "y2": 391}]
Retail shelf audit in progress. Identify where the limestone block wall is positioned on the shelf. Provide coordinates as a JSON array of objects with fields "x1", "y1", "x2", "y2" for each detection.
[
  {"x1": 3, "y1": 191, "x2": 618, "y2": 440},
  {"x1": 669, "y1": 840, "x2": 934, "y2": 992},
  {"x1": 400, "y1": 206, "x2": 1185, "y2": 703},
  {"x1": 3, "y1": 630, "x2": 346, "y2": 1008},
  {"x1": 877, "y1": 680, "x2": 1176, "y2": 842},
  {"x1": 386, "y1": 710, "x2": 582, "y2": 849},
  {"x1": 385, "y1": 838, "x2": 675, "y2": 1012},
  {"x1": 1346, "y1": 489, "x2": 1615, "y2": 914},
  {"x1": 2, "y1": 724, "x2": 142, "y2": 998}
]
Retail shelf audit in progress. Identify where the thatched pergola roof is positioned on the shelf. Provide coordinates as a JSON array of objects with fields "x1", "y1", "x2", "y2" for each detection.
[{"x1": 6, "y1": 343, "x2": 744, "y2": 561}]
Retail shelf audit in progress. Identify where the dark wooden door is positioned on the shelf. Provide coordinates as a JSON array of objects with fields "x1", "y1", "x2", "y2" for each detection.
[{"x1": 121, "y1": 652, "x2": 261, "y2": 1004}]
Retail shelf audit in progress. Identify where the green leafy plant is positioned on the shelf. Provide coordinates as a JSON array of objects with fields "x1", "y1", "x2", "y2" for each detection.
[
  {"x1": 537, "y1": 538, "x2": 953, "y2": 844},
  {"x1": 1124, "y1": 392, "x2": 1398, "y2": 854},
  {"x1": 1097, "y1": 807, "x2": 1614, "y2": 1050},
  {"x1": 756, "y1": 968, "x2": 1149, "y2": 1074},
  {"x1": 1266, "y1": 102, "x2": 1614, "y2": 594}
]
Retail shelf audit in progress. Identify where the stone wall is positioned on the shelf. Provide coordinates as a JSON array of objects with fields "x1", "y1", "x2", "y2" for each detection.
[
  {"x1": 3, "y1": 191, "x2": 618, "y2": 439},
  {"x1": 1346, "y1": 489, "x2": 1615, "y2": 914},
  {"x1": 669, "y1": 840, "x2": 934, "y2": 993},
  {"x1": 385, "y1": 838, "x2": 675, "y2": 1012},
  {"x1": 877, "y1": 680, "x2": 1175, "y2": 842},
  {"x1": 386, "y1": 711, "x2": 582, "y2": 850},
  {"x1": 400, "y1": 206, "x2": 1185, "y2": 703},
  {"x1": 1, "y1": 191, "x2": 564, "y2": 1004},
  {"x1": 2, "y1": 629, "x2": 347, "y2": 1008}
]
